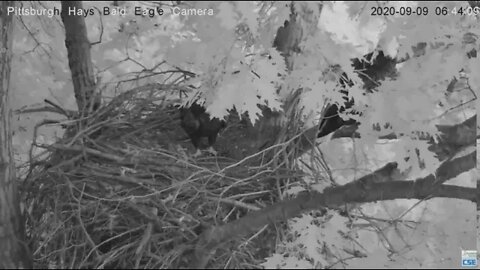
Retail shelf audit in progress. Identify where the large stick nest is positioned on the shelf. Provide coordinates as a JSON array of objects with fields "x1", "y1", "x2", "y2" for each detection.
[{"x1": 23, "y1": 84, "x2": 301, "y2": 269}]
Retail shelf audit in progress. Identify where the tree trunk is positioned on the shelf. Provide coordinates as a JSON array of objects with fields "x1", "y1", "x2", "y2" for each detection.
[
  {"x1": 0, "y1": 2, "x2": 32, "y2": 268},
  {"x1": 61, "y1": 1, "x2": 101, "y2": 116}
]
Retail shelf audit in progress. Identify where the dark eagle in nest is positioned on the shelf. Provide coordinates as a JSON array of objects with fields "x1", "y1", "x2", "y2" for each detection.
[{"x1": 179, "y1": 102, "x2": 226, "y2": 157}]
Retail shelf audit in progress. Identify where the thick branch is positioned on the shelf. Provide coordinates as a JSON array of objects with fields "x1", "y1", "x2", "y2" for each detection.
[
  {"x1": 61, "y1": 1, "x2": 100, "y2": 115},
  {"x1": 192, "y1": 147, "x2": 476, "y2": 268}
]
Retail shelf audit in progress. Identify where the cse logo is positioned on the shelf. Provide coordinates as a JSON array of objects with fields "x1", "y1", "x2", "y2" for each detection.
[
  {"x1": 462, "y1": 258, "x2": 477, "y2": 267},
  {"x1": 462, "y1": 250, "x2": 478, "y2": 267}
]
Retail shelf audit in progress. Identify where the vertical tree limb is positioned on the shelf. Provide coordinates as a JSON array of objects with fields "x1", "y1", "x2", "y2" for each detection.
[
  {"x1": 61, "y1": 1, "x2": 101, "y2": 116},
  {"x1": 0, "y1": 1, "x2": 32, "y2": 268}
]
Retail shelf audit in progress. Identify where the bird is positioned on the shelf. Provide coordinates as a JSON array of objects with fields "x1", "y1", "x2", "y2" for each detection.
[
  {"x1": 317, "y1": 90, "x2": 358, "y2": 139},
  {"x1": 179, "y1": 102, "x2": 226, "y2": 157},
  {"x1": 317, "y1": 50, "x2": 397, "y2": 139}
]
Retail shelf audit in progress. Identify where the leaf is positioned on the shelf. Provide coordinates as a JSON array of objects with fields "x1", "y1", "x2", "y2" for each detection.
[
  {"x1": 217, "y1": 2, "x2": 237, "y2": 30},
  {"x1": 236, "y1": 2, "x2": 259, "y2": 36},
  {"x1": 319, "y1": 1, "x2": 386, "y2": 56}
]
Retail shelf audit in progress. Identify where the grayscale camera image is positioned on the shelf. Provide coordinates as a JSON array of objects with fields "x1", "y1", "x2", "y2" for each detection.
[{"x1": 0, "y1": 1, "x2": 477, "y2": 269}]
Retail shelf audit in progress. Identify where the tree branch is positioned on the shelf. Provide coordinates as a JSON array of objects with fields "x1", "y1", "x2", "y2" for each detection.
[{"x1": 192, "y1": 147, "x2": 476, "y2": 268}]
